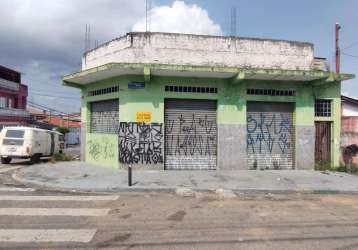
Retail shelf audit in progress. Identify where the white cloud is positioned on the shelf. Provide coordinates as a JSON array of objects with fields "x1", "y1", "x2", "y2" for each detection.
[
  {"x1": 0, "y1": 0, "x2": 222, "y2": 113},
  {"x1": 0, "y1": 0, "x2": 146, "y2": 113},
  {"x1": 132, "y1": 1, "x2": 222, "y2": 35},
  {"x1": 0, "y1": 0, "x2": 146, "y2": 64}
]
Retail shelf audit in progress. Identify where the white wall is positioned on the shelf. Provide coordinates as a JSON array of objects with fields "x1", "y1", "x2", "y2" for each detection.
[
  {"x1": 343, "y1": 102, "x2": 358, "y2": 117},
  {"x1": 83, "y1": 32, "x2": 315, "y2": 71}
]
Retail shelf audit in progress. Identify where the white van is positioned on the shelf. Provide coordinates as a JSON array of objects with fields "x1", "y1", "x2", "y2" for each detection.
[{"x1": 0, "y1": 127, "x2": 65, "y2": 164}]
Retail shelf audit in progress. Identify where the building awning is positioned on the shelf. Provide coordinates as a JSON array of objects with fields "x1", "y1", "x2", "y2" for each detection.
[{"x1": 63, "y1": 63, "x2": 355, "y2": 87}]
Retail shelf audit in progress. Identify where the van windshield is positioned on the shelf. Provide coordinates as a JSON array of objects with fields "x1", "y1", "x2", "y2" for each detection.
[{"x1": 5, "y1": 130, "x2": 25, "y2": 138}]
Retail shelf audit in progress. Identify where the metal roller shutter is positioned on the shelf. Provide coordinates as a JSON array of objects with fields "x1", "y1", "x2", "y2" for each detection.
[
  {"x1": 90, "y1": 99, "x2": 119, "y2": 134},
  {"x1": 247, "y1": 102, "x2": 295, "y2": 170},
  {"x1": 165, "y1": 99, "x2": 217, "y2": 170}
]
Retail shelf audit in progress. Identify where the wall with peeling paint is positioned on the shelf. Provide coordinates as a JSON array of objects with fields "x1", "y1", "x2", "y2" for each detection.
[
  {"x1": 80, "y1": 73, "x2": 341, "y2": 169},
  {"x1": 83, "y1": 32, "x2": 314, "y2": 71}
]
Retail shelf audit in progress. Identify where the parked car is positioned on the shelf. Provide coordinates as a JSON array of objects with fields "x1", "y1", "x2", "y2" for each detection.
[{"x1": 0, "y1": 127, "x2": 65, "y2": 164}]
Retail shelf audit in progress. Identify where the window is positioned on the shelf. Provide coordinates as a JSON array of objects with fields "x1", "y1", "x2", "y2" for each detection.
[
  {"x1": 315, "y1": 99, "x2": 331, "y2": 117},
  {"x1": 8, "y1": 98, "x2": 12, "y2": 108},
  {"x1": 5, "y1": 130, "x2": 25, "y2": 138},
  {"x1": 0, "y1": 97, "x2": 6, "y2": 108},
  {"x1": 3, "y1": 139, "x2": 23, "y2": 146},
  {"x1": 88, "y1": 86, "x2": 119, "y2": 97},
  {"x1": 90, "y1": 99, "x2": 119, "y2": 134},
  {"x1": 247, "y1": 89, "x2": 296, "y2": 97},
  {"x1": 165, "y1": 85, "x2": 217, "y2": 94}
]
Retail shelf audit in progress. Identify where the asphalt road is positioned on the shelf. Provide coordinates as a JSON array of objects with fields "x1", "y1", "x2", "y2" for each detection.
[{"x1": 0, "y1": 181, "x2": 358, "y2": 250}]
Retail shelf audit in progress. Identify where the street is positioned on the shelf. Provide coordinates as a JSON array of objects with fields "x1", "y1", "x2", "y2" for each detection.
[{"x1": 0, "y1": 184, "x2": 358, "y2": 249}]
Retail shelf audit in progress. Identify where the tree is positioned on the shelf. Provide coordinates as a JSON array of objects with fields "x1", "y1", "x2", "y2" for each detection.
[{"x1": 56, "y1": 126, "x2": 69, "y2": 135}]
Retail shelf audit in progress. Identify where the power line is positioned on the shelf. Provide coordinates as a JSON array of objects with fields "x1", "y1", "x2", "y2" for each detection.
[
  {"x1": 341, "y1": 41, "x2": 358, "y2": 52},
  {"x1": 342, "y1": 52, "x2": 358, "y2": 59},
  {"x1": 30, "y1": 90, "x2": 79, "y2": 96},
  {"x1": 31, "y1": 93, "x2": 78, "y2": 100},
  {"x1": 27, "y1": 100, "x2": 67, "y2": 115},
  {"x1": 29, "y1": 92, "x2": 79, "y2": 100}
]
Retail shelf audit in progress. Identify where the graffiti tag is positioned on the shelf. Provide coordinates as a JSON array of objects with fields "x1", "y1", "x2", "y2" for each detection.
[{"x1": 118, "y1": 122, "x2": 163, "y2": 164}]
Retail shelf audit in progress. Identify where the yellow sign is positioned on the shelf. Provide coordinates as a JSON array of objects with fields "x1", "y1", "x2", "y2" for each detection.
[{"x1": 136, "y1": 112, "x2": 152, "y2": 123}]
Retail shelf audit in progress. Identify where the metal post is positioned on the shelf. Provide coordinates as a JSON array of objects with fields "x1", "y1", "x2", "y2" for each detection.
[
  {"x1": 128, "y1": 165, "x2": 132, "y2": 186},
  {"x1": 335, "y1": 23, "x2": 341, "y2": 74}
]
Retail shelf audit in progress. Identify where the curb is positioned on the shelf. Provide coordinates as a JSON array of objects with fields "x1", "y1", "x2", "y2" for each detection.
[{"x1": 11, "y1": 172, "x2": 358, "y2": 195}]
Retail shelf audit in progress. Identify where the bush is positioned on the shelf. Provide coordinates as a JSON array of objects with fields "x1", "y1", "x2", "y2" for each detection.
[
  {"x1": 315, "y1": 163, "x2": 358, "y2": 174},
  {"x1": 50, "y1": 153, "x2": 74, "y2": 163},
  {"x1": 314, "y1": 162, "x2": 332, "y2": 172}
]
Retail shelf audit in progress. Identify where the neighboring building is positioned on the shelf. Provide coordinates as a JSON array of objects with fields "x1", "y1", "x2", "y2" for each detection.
[
  {"x1": 46, "y1": 115, "x2": 81, "y2": 145},
  {"x1": 63, "y1": 32, "x2": 354, "y2": 170},
  {"x1": 27, "y1": 107, "x2": 81, "y2": 145},
  {"x1": 341, "y1": 95, "x2": 358, "y2": 165},
  {"x1": 0, "y1": 65, "x2": 30, "y2": 130}
]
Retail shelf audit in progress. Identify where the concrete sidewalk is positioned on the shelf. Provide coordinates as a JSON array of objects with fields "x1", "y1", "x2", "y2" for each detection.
[{"x1": 12, "y1": 161, "x2": 358, "y2": 193}]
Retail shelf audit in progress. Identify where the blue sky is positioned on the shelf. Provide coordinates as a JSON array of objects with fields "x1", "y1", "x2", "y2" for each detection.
[
  {"x1": 171, "y1": 0, "x2": 358, "y2": 88},
  {"x1": 0, "y1": 0, "x2": 357, "y2": 113}
]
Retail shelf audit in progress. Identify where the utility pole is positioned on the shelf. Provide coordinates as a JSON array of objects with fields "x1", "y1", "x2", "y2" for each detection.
[
  {"x1": 230, "y1": 7, "x2": 237, "y2": 37},
  {"x1": 335, "y1": 23, "x2": 341, "y2": 74},
  {"x1": 146, "y1": 0, "x2": 151, "y2": 32}
]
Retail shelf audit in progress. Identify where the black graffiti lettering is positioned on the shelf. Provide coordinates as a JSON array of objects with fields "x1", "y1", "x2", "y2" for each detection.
[
  {"x1": 119, "y1": 122, "x2": 163, "y2": 165},
  {"x1": 166, "y1": 113, "x2": 216, "y2": 157},
  {"x1": 247, "y1": 113, "x2": 292, "y2": 154},
  {"x1": 199, "y1": 115, "x2": 214, "y2": 134}
]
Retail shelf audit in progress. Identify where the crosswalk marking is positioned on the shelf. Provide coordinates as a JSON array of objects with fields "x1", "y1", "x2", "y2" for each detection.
[
  {"x1": 0, "y1": 195, "x2": 119, "y2": 201},
  {"x1": 0, "y1": 187, "x2": 36, "y2": 192},
  {"x1": 0, "y1": 208, "x2": 110, "y2": 216},
  {"x1": 0, "y1": 229, "x2": 97, "y2": 242},
  {"x1": 0, "y1": 166, "x2": 22, "y2": 173},
  {"x1": 0, "y1": 193, "x2": 116, "y2": 243}
]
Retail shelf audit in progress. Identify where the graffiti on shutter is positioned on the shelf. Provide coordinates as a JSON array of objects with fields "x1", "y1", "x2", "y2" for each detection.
[
  {"x1": 118, "y1": 122, "x2": 163, "y2": 165},
  {"x1": 247, "y1": 102, "x2": 295, "y2": 170},
  {"x1": 164, "y1": 99, "x2": 217, "y2": 170}
]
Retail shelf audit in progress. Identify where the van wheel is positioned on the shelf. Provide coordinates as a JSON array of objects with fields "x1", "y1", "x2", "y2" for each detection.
[
  {"x1": 30, "y1": 154, "x2": 41, "y2": 164},
  {"x1": 1, "y1": 157, "x2": 11, "y2": 164}
]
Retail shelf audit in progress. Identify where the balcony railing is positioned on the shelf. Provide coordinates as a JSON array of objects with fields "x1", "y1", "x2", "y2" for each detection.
[
  {"x1": 0, "y1": 78, "x2": 19, "y2": 92},
  {"x1": 0, "y1": 107, "x2": 30, "y2": 118}
]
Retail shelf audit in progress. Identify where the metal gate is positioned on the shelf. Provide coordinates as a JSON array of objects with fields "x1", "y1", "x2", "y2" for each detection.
[
  {"x1": 315, "y1": 121, "x2": 331, "y2": 165},
  {"x1": 247, "y1": 102, "x2": 295, "y2": 169},
  {"x1": 90, "y1": 99, "x2": 119, "y2": 134},
  {"x1": 164, "y1": 99, "x2": 217, "y2": 170}
]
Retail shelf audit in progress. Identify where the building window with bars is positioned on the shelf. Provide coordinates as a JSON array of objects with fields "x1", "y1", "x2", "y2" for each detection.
[
  {"x1": 315, "y1": 99, "x2": 332, "y2": 117},
  {"x1": 165, "y1": 85, "x2": 217, "y2": 94}
]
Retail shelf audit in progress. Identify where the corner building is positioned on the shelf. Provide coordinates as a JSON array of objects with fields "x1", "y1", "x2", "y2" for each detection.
[{"x1": 63, "y1": 32, "x2": 354, "y2": 170}]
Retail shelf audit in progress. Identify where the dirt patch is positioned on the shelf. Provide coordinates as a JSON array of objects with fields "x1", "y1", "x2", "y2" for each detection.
[
  {"x1": 96, "y1": 233, "x2": 132, "y2": 247},
  {"x1": 120, "y1": 213, "x2": 132, "y2": 219},
  {"x1": 167, "y1": 210, "x2": 186, "y2": 221},
  {"x1": 321, "y1": 195, "x2": 358, "y2": 206}
]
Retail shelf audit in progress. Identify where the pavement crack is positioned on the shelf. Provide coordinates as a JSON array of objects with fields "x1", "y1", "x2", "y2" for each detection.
[{"x1": 167, "y1": 210, "x2": 186, "y2": 221}]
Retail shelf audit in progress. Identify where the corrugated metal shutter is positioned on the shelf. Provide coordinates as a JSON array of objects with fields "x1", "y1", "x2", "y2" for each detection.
[
  {"x1": 247, "y1": 102, "x2": 295, "y2": 170},
  {"x1": 165, "y1": 99, "x2": 217, "y2": 170},
  {"x1": 90, "y1": 99, "x2": 119, "y2": 134}
]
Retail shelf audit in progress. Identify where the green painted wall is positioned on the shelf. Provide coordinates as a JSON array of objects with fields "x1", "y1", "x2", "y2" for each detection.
[
  {"x1": 80, "y1": 74, "x2": 341, "y2": 169},
  {"x1": 313, "y1": 82, "x2": 342, "y2": 167}
]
